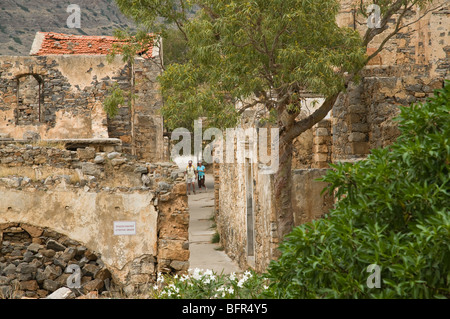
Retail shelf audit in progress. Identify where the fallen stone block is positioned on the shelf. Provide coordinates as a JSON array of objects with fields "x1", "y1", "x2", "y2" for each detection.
[{"x1": 45, "y1": 287, "x2": 76, "y2": 299}]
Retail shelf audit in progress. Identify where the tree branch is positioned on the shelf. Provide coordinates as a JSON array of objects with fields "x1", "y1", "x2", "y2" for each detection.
[
  {"x1": 283, "y1": 92, "x2": 339, "y2": 143},
  {"x1": 362, "y1": 0, "x2": 405, "y2": 47},
  {"x1": 365, "y1": 2, "x2": 446, "y2": 68},
  {"x1": 237, "y1": 99, "x2": 262, "y2": 114},
  {"x1": 365, "y1": 1, "x2": 411, "y2": 64}
]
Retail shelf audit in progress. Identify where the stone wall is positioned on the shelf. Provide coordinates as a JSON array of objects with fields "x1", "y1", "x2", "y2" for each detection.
[
  {"x1": 0, "y1": 144, "x2": 189, "y2": 298},
  {"x1": 291, "y1": 169, "x2": 334, "y2": 226},
  {"x1": 0, "y1": 143, "x2": 180, "y2": 190},
  {"x1": 332, "y1": 0, "x2": 450, "y2": 162},
  {"x1": 0, "y1": 56, "x2": 123, "y2": 140},
  {"x1": 216, "y1": 161, "x2": 333, "y2": 272},
  {"x1": 0, "y1": 55, "x2": 166, "y2": 162},
  {"x1": 291, "y1": 128, "x2": 313, "y2": 169},
  {"x1": 213, "y1": 100, "x2": 336, "y2": 271},
  {"x1": 0, "y1": 222, "x2": 113, "y2": 299},
  {"x1": 312, "y1": 120, "x2": 332, "y2": 168},
  {"x1": 216, "y1": 162, "x2": 248, "y2": 270},
  {"x1": 214, "y1": 116, "x2": 334, "y2": 271}
]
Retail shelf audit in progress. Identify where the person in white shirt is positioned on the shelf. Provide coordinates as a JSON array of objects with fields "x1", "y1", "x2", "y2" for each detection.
[{"x1": 184, "y1": 160, "x2": 197, "y2": 195}]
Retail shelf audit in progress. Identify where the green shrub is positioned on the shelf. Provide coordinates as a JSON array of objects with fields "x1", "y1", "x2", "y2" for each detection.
[
  {"x1": 103, "y1": 83, "x2": 125, "y2": 118},
  {"x1": 265, "y1": 81, "x2": 450, "y2": 299},
  {"x1": 211, "y1": 231, "x2": 220, "y2": 244}
]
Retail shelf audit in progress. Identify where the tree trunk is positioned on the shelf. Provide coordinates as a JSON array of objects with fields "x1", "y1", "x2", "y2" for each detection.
[
  {"x1": 273, "y1": 133, "x2": 295, "y2": 244},
  {"x1": 272, "y1": 93, "x2": 340, "y2": 244}
]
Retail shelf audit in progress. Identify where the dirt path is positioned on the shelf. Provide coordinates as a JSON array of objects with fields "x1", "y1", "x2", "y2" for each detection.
[{"x1": 187, "y1": 174, "x2": 242, "y2": 274}]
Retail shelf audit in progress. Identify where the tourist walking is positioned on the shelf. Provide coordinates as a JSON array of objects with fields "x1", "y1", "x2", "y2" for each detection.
[
  {"x1": 185, "y1": 160, "x2": 197, "y2": 195},
  {"x1": 197, "y1": 160, "x2": 207, "y2": 192}
]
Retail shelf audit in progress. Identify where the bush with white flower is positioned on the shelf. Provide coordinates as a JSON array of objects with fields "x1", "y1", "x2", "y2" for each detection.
[{"x1": 150, "y1": 269, "x2": 269, "y2": 299}]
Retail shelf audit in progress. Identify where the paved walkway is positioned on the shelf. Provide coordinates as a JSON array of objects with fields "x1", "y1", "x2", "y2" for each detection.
[{"x1": 188, "y1": 174, "x2": 242, "y2": 274}]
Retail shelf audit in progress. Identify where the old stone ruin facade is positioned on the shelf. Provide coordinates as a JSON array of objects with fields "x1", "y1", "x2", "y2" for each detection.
[
  {"x1": 0, "y1": 32, "x2": 167, "y2": 162},
  {"x1": 214, "y1": 0, "x2": 450, "y2": 272},
  {"x1": 0, "y1": 144, "x2": 189, "y2": 298},
  {"x1": 0, "y1": 32, "x2": 185, "y2": 298}
]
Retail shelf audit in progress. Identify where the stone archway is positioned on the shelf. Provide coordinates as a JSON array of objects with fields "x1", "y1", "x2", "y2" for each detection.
[{"x1": 0, "y1": 222, "x2": 114, "y2": 299}]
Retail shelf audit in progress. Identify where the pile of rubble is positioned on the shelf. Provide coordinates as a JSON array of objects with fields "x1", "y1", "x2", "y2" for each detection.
[
  {"x1": 0, "y1": 144, "x2": 184, "y2": 193},
  {"x1": 0, "y1": 223, "x2": 114, "y2": 299}
]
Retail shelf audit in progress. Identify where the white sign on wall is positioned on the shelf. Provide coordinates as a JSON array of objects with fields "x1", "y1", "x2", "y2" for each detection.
[{"x1": 114, "y1": 221, "x2": 137, "y2": 236}]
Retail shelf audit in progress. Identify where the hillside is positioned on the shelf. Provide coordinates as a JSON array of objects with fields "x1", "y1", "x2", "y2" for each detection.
[{"x1": 0, "y1": 0, "x2": 136, "y2": 56}]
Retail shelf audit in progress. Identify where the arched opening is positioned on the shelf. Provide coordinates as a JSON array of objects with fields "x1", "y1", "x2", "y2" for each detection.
[{"x1": 15, "y1": 74, "x2": 44, "y2": 125}]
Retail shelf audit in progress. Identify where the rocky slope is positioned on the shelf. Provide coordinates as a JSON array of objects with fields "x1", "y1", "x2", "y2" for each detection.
[{"x1": 0, "y1": 0, "x2": 136, "y2": 56}]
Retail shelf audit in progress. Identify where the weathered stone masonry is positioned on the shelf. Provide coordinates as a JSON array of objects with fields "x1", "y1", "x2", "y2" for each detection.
[
  {"x1": 0, "y1": 54, "x2": 165, "y2": 162},
  {"x1": 0, "y1": 144, "x2": 188, "y2": 298},
  {"x1": 333, "y1": 0, "x2": 450, "y2": 162},
  {"x1": 0, "y1": 222, "x2": 113, "y2": 298}
]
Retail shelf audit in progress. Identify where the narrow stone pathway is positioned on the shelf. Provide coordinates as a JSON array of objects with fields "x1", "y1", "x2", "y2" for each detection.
[{"x1": 188, "y1": 174, "x2": 242, "y2": 274}]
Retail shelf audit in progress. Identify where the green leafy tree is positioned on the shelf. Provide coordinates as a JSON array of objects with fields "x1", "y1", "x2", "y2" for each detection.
[
  {"x1": 113, "y1": 0, "x2": 442, "y2": 239},
  {"x1": 264, "y1": 82, "x2": 450, "y2": 298}
]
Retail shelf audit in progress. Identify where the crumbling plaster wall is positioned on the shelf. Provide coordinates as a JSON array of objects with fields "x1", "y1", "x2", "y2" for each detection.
[
  {"x1": 0, "y1": 188, "x2": 158, "y2": 280},
  {"x1": 291, "y1": 169, "x2": 334, "y2": 226},
  {"x1": 0, "y1": 55, "x2": 127, "y2": 140},
  {"x1": 0, "y1": 144, "x2": 189, "y2": 295},
  {"x1": 215, "y1": 108, "x2": 333, "y2": 271},
  {"x1": 0, "y1": 55, "x2": 166, "y2": 162},
  {"x1": 216, "y1": 159, "x2": 333, "y2": 272}
]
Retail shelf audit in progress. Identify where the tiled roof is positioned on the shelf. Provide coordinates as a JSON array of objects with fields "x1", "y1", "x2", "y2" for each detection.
[{"x1": 30, "y1": 32, "x2": 154, "y2": 58}]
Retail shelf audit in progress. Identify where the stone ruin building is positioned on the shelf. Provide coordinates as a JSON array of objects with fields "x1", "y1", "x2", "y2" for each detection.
[
  {"x1": 0, "y1": 31, "x2": 167, "y2": 162},
  {"x1": 0, "y1": 32, "x2": 188, "y2": 298}
]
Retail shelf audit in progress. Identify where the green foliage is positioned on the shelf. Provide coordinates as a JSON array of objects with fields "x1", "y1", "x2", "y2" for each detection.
[
  {"x1": 114, "y1": 0, "x2": 367, "y2": 132},
  {"x1": 113, "y1": 0, "x2": 435, "y2": 136},
  {"x1": 264, "y1": 81, "x2": 450, "y2": 299},
  {"x1": 103, "y1": 83, "x2": 125, "y2": 118},
  {"x1": 163, "y1": 28, "x2": 190, "y2": 66},
  {"x1": 151, "y1": 269, "x2": 269, "y2": 299},
  {"x1": 163, "y1": 0, "x2": 366, "y2": 131},
  {"x1": 211, "y1": 231, "x2": 220, "y2": 244},
  {"x1": 108, "y1": 28, "x2": 156, "y2": 64}
]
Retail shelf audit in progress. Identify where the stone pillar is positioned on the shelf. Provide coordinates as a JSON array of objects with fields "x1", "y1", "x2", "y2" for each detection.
[
  {"x1": 331, "y1": 82, "x2": 369, "y2": 162},
  {"x1": 312, "y1": 120, "x2": 332, "y2": 168},
  {"x1": 347, "y1": 102, "x2": 369, "y2": 157},
  {"x1": 132, "y1": 58, "x2": 164, "y2": 162},
  {"x1": 157, "y1": 183, "x2": 190, "y2": 274}
]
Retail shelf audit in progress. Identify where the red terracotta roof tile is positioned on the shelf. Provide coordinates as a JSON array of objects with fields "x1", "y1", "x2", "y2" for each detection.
[{"x1": 30, "y1": 32, "x2": 154, "y2": 59}]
